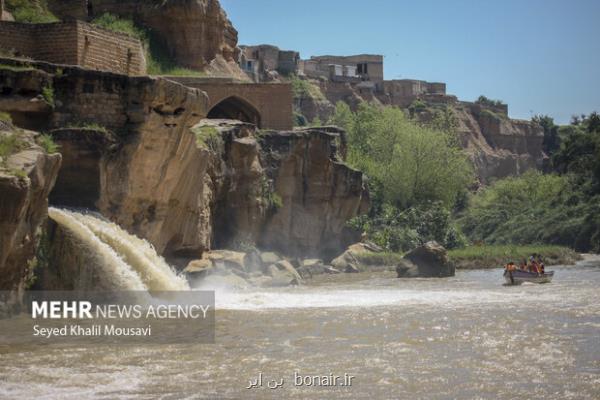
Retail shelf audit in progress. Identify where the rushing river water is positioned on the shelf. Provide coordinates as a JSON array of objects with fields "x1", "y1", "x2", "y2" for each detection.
[{"x1": 1, "y1": 257, "x2": 599, "y2": 399}]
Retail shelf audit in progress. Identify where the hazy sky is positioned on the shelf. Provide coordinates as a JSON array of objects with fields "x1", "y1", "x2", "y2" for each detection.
[{"x1": 221, "y1": 0, "x2": 600, "y2": 124}]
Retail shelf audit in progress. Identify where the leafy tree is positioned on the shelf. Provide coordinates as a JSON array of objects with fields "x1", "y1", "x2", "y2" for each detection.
[
  {"x1": 332, "y1": 102, "x2": 473, "y2": 251},
  {"x1": 532, "y1": 114, "x2": 560, "y2": 155}
]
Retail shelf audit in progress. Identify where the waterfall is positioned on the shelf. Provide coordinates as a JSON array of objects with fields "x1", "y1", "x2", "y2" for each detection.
[{"x1": 48, "y1": 208, "x2": 190, "y2": 291}]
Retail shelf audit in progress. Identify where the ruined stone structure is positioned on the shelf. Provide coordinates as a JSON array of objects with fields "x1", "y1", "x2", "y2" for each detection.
[
  {"x1": 239, "y1": 44, "x2": 300, "y2": 82},
  {"x1": 166, "y1": 77, "x2": 293, "y2": 130},
  {"x1": 47, "y1": 0, "x2": 241, "y2": 71},
  {"x1": 301, "y1": 54, "x2": 384, "y2": 89},
  {"x1": 383, "y1": 79, "x2": 447, "y2": 107},
  {"x1": 0, "y1": 20, "x2": 146, "y2": 75}
]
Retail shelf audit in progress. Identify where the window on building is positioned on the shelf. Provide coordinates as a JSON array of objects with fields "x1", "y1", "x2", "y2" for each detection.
[{"x1": 357, "y1": 63, "x2": 368, "y2": 75}]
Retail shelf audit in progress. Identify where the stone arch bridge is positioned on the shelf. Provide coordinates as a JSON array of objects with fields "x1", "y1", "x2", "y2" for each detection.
[{"x1": 165, "y1": 77, "x2": 293, "y2": 130}]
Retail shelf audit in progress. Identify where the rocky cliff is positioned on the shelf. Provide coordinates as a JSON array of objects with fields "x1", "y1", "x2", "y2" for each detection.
[
  {"x1": 0, "y1": 125, "x2": 61, "y2": 293},
  {"x1": 0, "y1": 60, "x2": 367, "y2": 268}
]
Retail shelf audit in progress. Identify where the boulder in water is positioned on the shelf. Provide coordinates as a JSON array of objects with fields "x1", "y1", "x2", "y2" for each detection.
[
  {"x1": 331, "y1": 242, "x2": 379, "y2": 273},
  {"x1": 396, "y1": 241, "x2": 455, "y2": 278},
  {"x1": 184, "y1": 259, "x2": 213, "y2": 275},
  {"x1": 203, "y1": 250, "x2": 248, "y2": 272},
  {"x1": 259, "y1": 251, "x2": 281, "y2": 266}
]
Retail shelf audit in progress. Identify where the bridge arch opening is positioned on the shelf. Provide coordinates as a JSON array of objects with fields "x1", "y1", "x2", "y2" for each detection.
[{"x1": 207, "y1": 96, "x2": 262, "y2": 127}]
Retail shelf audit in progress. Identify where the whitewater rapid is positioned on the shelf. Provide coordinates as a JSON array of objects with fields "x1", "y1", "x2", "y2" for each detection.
[{"x1": 48, "y1": 208, "x2": 189, "y2": 291}]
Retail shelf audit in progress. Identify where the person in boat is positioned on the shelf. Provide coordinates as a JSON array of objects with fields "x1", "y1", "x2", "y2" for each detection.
[
  {"x1": 519, "y1": 259, "x2": 528, "y2": 270},
  {"x1": 537, "y1": 255, "x2": 545, "y2": 274},
  {"x1": 505, "y1": 261, "x2": 517, "y2": 284}
]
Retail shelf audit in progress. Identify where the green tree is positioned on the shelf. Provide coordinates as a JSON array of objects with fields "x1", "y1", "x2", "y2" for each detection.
[
  {"x1": 532, "y1": 114, "x2": 560, "y2": 155},
  {"x1": 337, "y1": 103, "x2": 473, "y2": 209}
]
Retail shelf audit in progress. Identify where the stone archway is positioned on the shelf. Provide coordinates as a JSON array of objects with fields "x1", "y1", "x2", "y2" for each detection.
[{"x1": 207, "y1": 96, "x2": 262, "y2": 127}]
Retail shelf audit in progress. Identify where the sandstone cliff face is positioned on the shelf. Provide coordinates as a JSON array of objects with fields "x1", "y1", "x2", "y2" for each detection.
[
  {"x1": 451, "y1": 102, "x2": 544, "y2": 182},
  {"x1": 0, "y1": 61, "x2": 367, "y2": 261},
  {"x1": 258, "y1": 128, "x2": 369, "y2": 259},
  {"x1": 0, "y1": 128, "x2": 61, "y2": 292}
]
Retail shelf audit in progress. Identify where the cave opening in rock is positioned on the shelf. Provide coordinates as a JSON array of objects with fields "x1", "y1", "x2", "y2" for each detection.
[{"x1": 207, "y1": 96, "x2": 261, "y2": 127}]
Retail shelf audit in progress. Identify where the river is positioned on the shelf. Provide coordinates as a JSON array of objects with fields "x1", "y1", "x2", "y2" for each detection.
[{"x1": 1, "y1": 256, "x2": 599, "y2": 399}]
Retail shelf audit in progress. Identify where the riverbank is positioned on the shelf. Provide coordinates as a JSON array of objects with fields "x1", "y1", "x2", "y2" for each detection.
[{"x1": 448, "y1": 245, "x2": 581, "y2": 269}]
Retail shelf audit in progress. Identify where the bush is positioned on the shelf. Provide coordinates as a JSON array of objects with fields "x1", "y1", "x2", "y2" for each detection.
[
  {"x1": 66, "y1": 121, "x2": 108, "y2": 133},
  {"x1": 0, "y1": 133, "x2": 27, "y2": 163},
  {"x1": 349, "y1": 202, "x2": 467, "y2": 252},
  {"x1": 41, "y1": 85, "x2": 54, "y2": 107},
  {"x1": 476, "y1": 95, "x2": 506, "y2": 107},
  {"x1": 6, "y1": 0, "x2": 58, "y2": 23},
  {"x1": 408, "y1": 99, "x2": 427, "y2": 114},
  {"x1": 336, "y1": 102, "x2": 473, "y2": 209},
  {"x1": 0, "y1": 112, "x2": 12, "y2": 124},
  {"x1": 193, "y1": 125, "x2": 222, "y2": 151},
  {"x1": 290, "y1": 75, "x2": 325, "y2": 100},
  {"x1": 459, "y1": 171, "x2": 600, "y2": 252},
  {"x1": 36, "y1": 133, "x2": 59, "y2": 154},
  {"x1": 448, "y1": 244, "x2": 581, "y2": 269},
  {"x1": 92, "y1": 13, "x2": 204, "y2": 76}
]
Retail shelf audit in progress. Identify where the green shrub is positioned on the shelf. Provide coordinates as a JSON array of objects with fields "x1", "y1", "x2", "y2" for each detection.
[
  {"x1": 290, "y1": 75, "x2": 325, "y2": 100},
  {"x1": 354, "y1": 251, "x2": 406, "y2": 266},
  {"x1": 193, "y1": 125, "x2": 221, "y2": 151},
  {"x1": 66, "y1": 121, "x2": 108, "y2": 133},
  {"x1": 0, "y1": 112, "x2": 12, "y2": 124},
  {"x1": 92, "y1": 13, "x2": 146, "y2": 40},
  {"x1": 459, "y1": 171, "x2": 600, "y2": 252},
  {"x1": 41, "y1": 85, "x2": 54, "y2": 107},
  {"x1": 448, "y1": 244, "x2": 580, "y2": 269},
  {"x1": 10, "y1": 167, "x2": 28, "y2": 179},
  {"x1": 36, "y1": 133, "x2": 59, "y2": 153},
  {"x1": 336, "y1": 102, "x2": 473, "y2": 209},
  {"x1": 0, "y1": 133, "x2": 27, "y2": 163},
  {"x1": 92, "y1": 13, "x2": 205, "y2": 76},
  {"x1": 293, "y1": 111, "x2": 307, "y2": 127},
  {"x1": 476, "y1": 95, "x2": 506, "y2": 108},
  {"x1": 480, "y1": 108, "x2": 504, "y2": 121},
  {"x1": 270, "y1": 193, "x2": 283, "y2": 209},
  {"x1": 408, "y1": 99, "x2": 427, "y2": 114},
  {"x1": 5, "y1": 0, "x2": 58, "y2": 23}
]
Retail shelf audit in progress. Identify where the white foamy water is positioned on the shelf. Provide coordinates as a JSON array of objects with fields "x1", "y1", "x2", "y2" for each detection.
[
  {"x1": 1, "y1": 260, "x2": 599, "y2": 399},
  {"x1": 48, "y1": 208, "x2": 189, "y2": 291}
]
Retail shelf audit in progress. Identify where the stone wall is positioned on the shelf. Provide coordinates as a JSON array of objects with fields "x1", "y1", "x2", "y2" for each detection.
[
  {"x1": 0, "y1": 20, "x2": 146, "y2": 75},
  {"x1": 166, "y1": 77, "x2": 293, "y2": 130}
]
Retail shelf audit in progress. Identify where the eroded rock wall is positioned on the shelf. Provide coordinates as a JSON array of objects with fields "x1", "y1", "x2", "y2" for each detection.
[
  {"x1": 0, "y1": 62, "x2": 367, "y2": 262},
  {"x1": 0, "y1": 129, "x2": 61, "y2": 292}
]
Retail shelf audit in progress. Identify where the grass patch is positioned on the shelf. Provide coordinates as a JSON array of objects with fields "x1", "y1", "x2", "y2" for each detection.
[
  {"x1": 66, "y1": 121, "x2": 108, "y2": 133},
  {"x1": 480, "y1": 108, "x2": 506, "y2": 121},
  {"x1": 291, "y1": 75, "x2": 325, "y2": 100},
  {"x1": 92, "y1": 13, "x2": 205, "y2": 76},
  {"x1": 0, "y1": 133, "x2": 27, "y2": 163},
  {"x1": 36, "y1": 133, "x2": 59, "y2": 154},
  {"x1": 448, "y1": 245, "x2": 581, "y2": 269},
  {"x1": 0, "y1": 63, "x2": 35, "y2": 72},
  {"x1": 354, "y1": 251, "x2": 405, "y2": 266},
  {"x1": 0, "y1": 112, "x2": 12, "y2": 124},
  {"x1": 9, "y1": 167, "x2": 28, "y2": 179},
  {"x1": 193, "y1": 125, "x2": 222, "y2": 151},
  {"x1": 5, "y1": 0, "x2": 58, "y2": 23}
]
